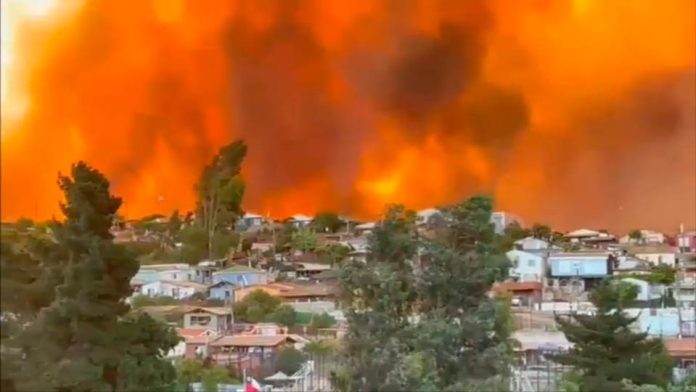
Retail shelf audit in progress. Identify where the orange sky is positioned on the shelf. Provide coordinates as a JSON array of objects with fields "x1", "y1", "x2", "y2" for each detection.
[{"x1": 1, "y1": 0, "x2": 694, "y2": 232}]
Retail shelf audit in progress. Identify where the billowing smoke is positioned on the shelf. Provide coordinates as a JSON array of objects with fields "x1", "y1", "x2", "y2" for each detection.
[{"x1": 1, "y1": 0, "x2": 694, "y2": 231}]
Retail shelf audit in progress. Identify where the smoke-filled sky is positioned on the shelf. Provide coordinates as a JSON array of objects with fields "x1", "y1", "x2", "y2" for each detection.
[{"x1": 1, "y1": 0, "x2": 695, "y2": 232}]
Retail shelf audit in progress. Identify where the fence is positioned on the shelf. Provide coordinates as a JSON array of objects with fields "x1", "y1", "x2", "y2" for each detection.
[{"x1": 510, "y1": 350, "x2": 573, "y2": 392}]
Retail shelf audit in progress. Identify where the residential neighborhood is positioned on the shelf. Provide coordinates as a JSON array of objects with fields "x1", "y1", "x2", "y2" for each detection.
[{"x1": 95, "y1": 207, "x2": 696, "y2": 390}]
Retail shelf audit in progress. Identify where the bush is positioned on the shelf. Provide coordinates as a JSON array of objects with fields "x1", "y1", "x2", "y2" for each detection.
[
  {"x1": 130, "y1": 295, "x2": 179, "y2": 308},
  {"x1": 233, "y1": 289, "x2": 282, "y2": 323},
  {"x1": 310, "y1": 313, "x2": 336, "y2": 329},
  {"x1": 274, "y1": 347, "x2": 305, "y2": 375},
  {"x1": 269, "y1": 304, "x2": 297, "y2": 327}
]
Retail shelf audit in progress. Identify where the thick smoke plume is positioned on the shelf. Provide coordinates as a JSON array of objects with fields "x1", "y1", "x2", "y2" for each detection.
[{"x1": 1, "y1": 0, "x2": 694, "y2": 231}]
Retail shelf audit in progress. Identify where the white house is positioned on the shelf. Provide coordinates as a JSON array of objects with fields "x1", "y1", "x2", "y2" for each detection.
[
  {"x1": 565, "y1": 229, "x2": 601, "y2": 239},
  {"x1": 619, "y1": 230, "x2": 666, "y2": 245},
  {"x1": 289, "y1": 214, "x2": 312, "y2": 228},
  {"x1": 619, "y1": 277, "x2": 664, "y2": 302},
  {"x1": 354, "y1": 222, "x2": 376, "y2": 236},
  {"x1": 506, "y1": 250, "x2": 545, "y2": 282},
  {"x1": 133, "y1": 263, "x2": 195, "y2": 283},
  {"x1": 624, "y1": 245, "x2": 678, "y2": 267},
  {"x1": 416, "y1": 208, "x2": 442, "y2": 225},
  {"x1": 138, "y1": 280, "x2": 209, "y2": 300},
  {"x1": 514, "y1": 237, "x2": 563, "y2": 253},
  {"x1": 490, "y1": 211, "x2": 522, "y2": 235}
]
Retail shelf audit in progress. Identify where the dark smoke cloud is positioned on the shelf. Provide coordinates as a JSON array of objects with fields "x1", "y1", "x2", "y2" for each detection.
[
  {"x1": 536, "y1": 68, "x2": 695, "y2": 229},
  {"x1": 383, "y1": 24, "x2": 485, "y2": 123}
]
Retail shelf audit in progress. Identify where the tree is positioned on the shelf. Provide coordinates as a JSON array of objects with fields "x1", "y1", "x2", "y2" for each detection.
[
  {"x1": 2, "y1": 162, "x2": 178, "y2": 391},
  {"x1": 531, "y1": 223, "x2": 552, "y2": 240},
  {"x1": 176, "y1": 358, "x2": 205, "y2": 387},
  {"x1": 201, "y1": 366, "x2": 234, "y2": 392},
  {"x1": 310, "y1": 312, "x2": 336, "y2": 329},
  {"x1": 233, "y1": 289, "x2": 282, "y2": 323},
  {"x1": 15, "y1": 217, "x2": 35, "y2": 232},
  {"x1": 338, "y1": 196, "x2": 512, "y2": 391},
  {"x1": 504, "y1": 221, "x2": 530, "y2": 241},
  {"x1": 338, "y1": 205, "x2": 420, "y2": 391},
  {"x1": 304, "y1": 339, "x2": 340, "y2": 355},
  {"x1": 274, "y1": 347, "x2": 305, "y2": 375},
  {"x1": 317, "y1": 243, "x2": 350, "y2": 267},
  {"x1": 196, "y1": 140, "x2": 247, "y2": 260},
  {"x1": 629, "y1": 229, "x2": 644, "y2": 243},
  {"x1": 312, "y1": 211, "x2": 344, "y2": 233},
  {"x1": 117, "y1": 313, "x2": 180, "y2": 391},
  {"x1": 407, "y1": 196, "x2": 512, "y2": 390},
  {"x1": 270, "y1": 304, "x2": 297, "y2": 327},
  {"x1": 553, "y1": 280, "x2": 673, "y2": 391},
  {"x1": 291, "y1": 228, "x2": 317, "y2": 253}
]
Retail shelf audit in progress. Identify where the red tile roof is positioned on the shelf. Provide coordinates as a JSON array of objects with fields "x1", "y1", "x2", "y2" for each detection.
[
  {"x1": 494, "y1": 281, "x2": 543, "y2": 293},
  {"x1": 210, "y1": 335, "x2": 298, "y2": 347},
  {"x1": 663, "y1": 338, "x2": 696, "y2": 357}
]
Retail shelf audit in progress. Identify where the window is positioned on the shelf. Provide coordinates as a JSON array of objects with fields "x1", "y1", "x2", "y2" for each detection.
[
  {"x1": 225, "y1": 291, "x2": 231, "y2": 299},
  {"x1": 190, "y1": 316, "x2": 211, "y2": 326},
  {"x1": 527, "y1": 259, "x2": 536, "y2": 268},
  {"x1": 173, "y1": 273, "x2": 177, "y2": 280}
]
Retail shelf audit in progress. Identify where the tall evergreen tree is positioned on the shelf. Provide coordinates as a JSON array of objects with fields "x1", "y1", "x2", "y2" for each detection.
[
  {"x1": 553, "y1": 280, "x2": 673, "y2": 391},
  {"x1": 1, "y1": 162, "x2": 178, "y2": 391}
]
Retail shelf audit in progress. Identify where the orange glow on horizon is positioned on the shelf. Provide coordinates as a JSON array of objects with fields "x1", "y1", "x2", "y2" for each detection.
[{"x1": 1, "y1": 0, "x2": 694, "y2": 231}]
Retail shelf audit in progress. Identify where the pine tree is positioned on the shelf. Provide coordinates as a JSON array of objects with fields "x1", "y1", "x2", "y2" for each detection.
[
  {"x1": 2, "y1": 162, "x2": 178, "y2": 391},
  {"x1": 553, "y1": 280, "x2": 673, "y2": 391}
]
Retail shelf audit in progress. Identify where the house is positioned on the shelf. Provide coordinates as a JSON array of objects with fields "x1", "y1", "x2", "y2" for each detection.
[
  {"x1": 493, "y1": 281, "x2": 542, "y2": 306},
  {"x1": 663, "y1": 338, "x2": 696, "y2": 371},
  {"x1": 193, "y1": 260, "x2": 223, "y2": 284},
  {"x1": 138, "y1": 280, "x2": 208, "y2": 299},
  {"x1": 294, "y1": 262, "x2": 332, "y2": 279},
  {"x1": 288, "y1": 214, "x2": 312, "y2": 228},
  {"x1": 354, "y1": 222, "x2": 376, "y2": 236},
  {"x1": 250, "y1": 242, "x2": 275, "y2": 254},
  {"x1": 490, "y1": 211, "x2": 522, "y2": 235},
  {"x1": 240, "y1": 212, "x2": 269, "y2": 229},
  {"x1": 623, "y1": 244, "x2": 677, "y2": 267},
  {"x1": 208, "y1": 334, "x2": 302, "y2": 366},
  {"x1": 234, "y1": 282, "x2": 335, "y2": 303},
  {"x1": 174, "y1": 328, "x2": 219, "y2": 359},
  {"x1": 514, "y1": 237, "x2": 560, "y2": 253},
  {"x1": 624, "y1": 307, "x2": 696, "y2": 338},
  {"x1": 619, "y1": 230, "x2": 667, "y2": 245},
  {"x1": 507, "y1": 250, "x2": 545, "y2": 282},
  {"x1": 133, "y1": 263, "x2": 195, "y2": 283},
  {"x1": 674, "y1": 275, "x2": 696, "y2": 309},
  {"x1": 512, "y1": 330, "x2": 571, "y2": 365},
  {"x1": 208, "y1": 281, "x2": 236, "y2": 302},
  {"x1": 212, "y1": 265, "x2": 268, "y2": 286},
  {"x1": 619, "y1": 277, "x2": 664, "y2": 302},
  {"x1": 311, "y1": 269, "x2": 339, "y2": 284},
  {"x1": 547, "y1": 252, "x2": 612, "y2": 299},
  {"x1": 183, "y1": 307, "x2": 234, "y2": 333},
  {"x1": 677, "y1": 230, "x2": 696, "y2": 253},
  {"x1": 564, "y1": 229, "x2": 601, "y2": 241},
  {"x1": 415, "y1": 208, "x2": 442, "y2": 226}
]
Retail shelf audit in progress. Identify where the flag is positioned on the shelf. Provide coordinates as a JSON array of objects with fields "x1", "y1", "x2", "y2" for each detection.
[{"x1": 245, "y1": 376, "x2": 261, "y2": 392}]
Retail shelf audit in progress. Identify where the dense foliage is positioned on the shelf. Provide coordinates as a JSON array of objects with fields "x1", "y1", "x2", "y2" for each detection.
[
  {"x1": 336, "y1": 196, "x2": 513, "y2": 391},
  {"x1": 553, "y1": 280, "x2": 674, "y2": 391},
  {"x1": 0, "y1": 162, "x2": 179, "y2": 391}
]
